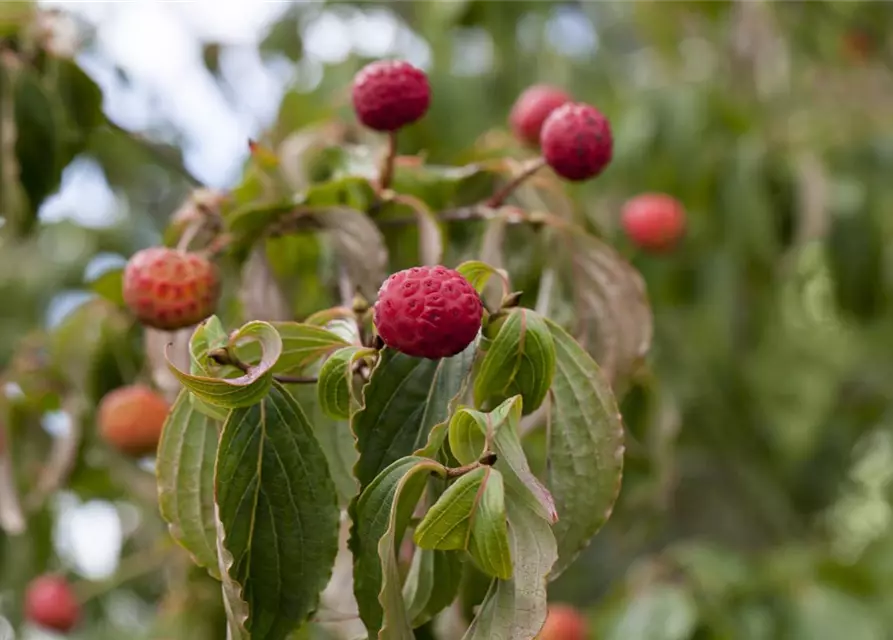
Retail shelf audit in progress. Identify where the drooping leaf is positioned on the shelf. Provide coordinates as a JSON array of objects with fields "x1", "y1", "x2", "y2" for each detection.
[
  {"x1": 474, "y1": 308, "x2": 556, "y2": 415},
  {"x1": 467, "y1": 468, "x2": 512, "y2": 581},
  {"x1": 559, "y1": 228, "x2": 653, "y2": 388},
  {"x1": 349, "y1": 456, "x2": 446, "y2": 637},
  {"x1": 215, "y1": 382, "x2": 340, "y2": 639},
  {"x1": 313, "y1": 207, "x2": 388, "y2": 301},
  {"x1": 449, "y1": 396, "x2": 557, "y2": 524},
  {"x1": 414, "y1": 467, "x2": 486, "y2": 551},
  {"x1": 156, "y1": 390, "x2": 221, "y2": 578},
  {"x1": 240, "y1": 245, "x2": 292, "y2": 322},
  {"x1": 352, "y1": 344, "x2": 476, "y2": 490},
  {"x1": 462, "y1": 488, "x2": 557, "y2": 640},
  {"x1": 168, "y1": 320, "x2": 283, "y2": 408},
  {"x1": 88, "y1": 266, "x2": 125, "y2": 307},
  {"x1": 544, "y1": 318, "x2": 625, "y2": 578},
  {"x1": 402, "y1": 548, "x2": 464, "y2": 628},
  {"x1": 317, "y1": 346, "x2": 376, "y2": 420},
  {"x1": 53, "y1": 59, "x2": 104, "y2": 134}
]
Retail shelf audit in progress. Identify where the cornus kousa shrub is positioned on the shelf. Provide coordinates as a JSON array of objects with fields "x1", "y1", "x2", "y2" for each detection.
[{"x1": 123, "y1": 58, "x2": 656, "y2": 640}]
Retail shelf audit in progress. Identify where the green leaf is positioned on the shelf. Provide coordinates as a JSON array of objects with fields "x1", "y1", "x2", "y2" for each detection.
[
  {"x1": 788, "y1": 584, "x2": 884, "y2": 640},
  {"x1": 545, "y1": 318, "x2": 624, "y2": 578},
  {"x1": 352, "y1": 344, "x2": 476, "y2": 490},
  {"x1": 402, "y1": 548, "x2": 463, "y2": 628},
  {"x1": 474, "y1": 308, "x2": 556, "y2": 415},
  {"x1": 168, "y1": 320, "x2": 283, "y2": 408},
  {"x1": 455, "y1": 260, "x2": 509, "y2": 295},
  {"x1": 448, "y1": 396, "x2": 557, "y2": 524},
  {"x1": 316, "y1": 346, "x2": 375, "y2": 420},
  {"x1": 462, "y1": 490, "x2": 557, "y2": 640},
  {"x1": 260, "y1": 5, "x2": 302, "y2": 61},
  {"x1": 13, "y1": 69, "x2": 63, "y2": 230},
  {"x1": 606, "y1": 584, "x2": 698, "y2": 640},
  {"x1": 313, "y1": 207, "x2": 388, "y2": 301},
  {"x1": 215, "y1": 382, "x2": 340, "y2": 640},
  {"x1": 54, "y1": 59, "x2": 104, "y2": 134},
  {"x1": 414, "y1": 467, "x2": 486, "y2": 551},
  {"x1": 287, "y1": 385, "x2": 358, "y2": 504},
  {"x1": 156, "y1": 390, "x2": 221, "y2": 579},
  {"x1": 88, "y1": 267, "x2": 124, "y2": 307},
  {"x1": 349, "y1": 456, "x2": 446, "y2": 637},
  {"x1": 468, "y1": 468, "x2": 512, "y2": 580},
  {"x1": 236, "y1": 322, "x2": 349, "y2": 374}
]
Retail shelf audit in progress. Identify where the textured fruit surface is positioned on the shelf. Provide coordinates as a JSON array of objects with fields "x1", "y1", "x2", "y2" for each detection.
[
  {"x1": 538, "y1": 604, "x2": 587, "y2": 640},
  {"x1": 540, "y1": 102, "x2": 613, "y2": 181},
  {"x1": 510, "y1": 85, "x2": 571, "y2": 146},
  {"x1": 373, "y1": 265, "x2": 482, "y2": 359},
  {"x1": 25, "y1": 575, "x2": 80, "y2": 633},
  {"x1": 123, "y1": 247, "x2": 220, "y2": 331},
  {"x1": 622, "y1": 193, "x2": 686, "y2": 252},
  {"x1": 98, "y1": 385, "x2": 169, "y2": 456},
  {"x1": 352, "y1": 59, "x2": 431, "y2": 132}
]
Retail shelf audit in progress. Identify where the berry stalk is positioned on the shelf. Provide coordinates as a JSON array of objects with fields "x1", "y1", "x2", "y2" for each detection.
[{"x1": 486, "y1": 157, "x2": 547, "y2": 208}]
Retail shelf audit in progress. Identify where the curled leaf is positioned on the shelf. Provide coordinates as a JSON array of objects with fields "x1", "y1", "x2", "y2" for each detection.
[
  {"x1": 317, "y1": 346, "x2": 376, "y2": 420},
  {"x1": 167, "y1": 320, "x2": 282, "y2": 409},
  {"x1": 456, "y1": 260, "x2": 510, "y2": 297}
]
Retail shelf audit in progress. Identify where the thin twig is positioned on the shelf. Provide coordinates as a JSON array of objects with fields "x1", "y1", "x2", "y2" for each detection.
[
  {"x1": 0, "y1": 414, "x2": 25, "y2": 535},
  {"x1": 486, "y1": 157, "x2": 547, "y2": 208},
  {"x1": 445, "y1": 452, "x2": 497, "y2": 479},
  {"x1": 24, "y1": 396, "x2": 83, "y2": 514},
  {"x1": 208, "y1": 349, "x2": 318, "y2": 385}
]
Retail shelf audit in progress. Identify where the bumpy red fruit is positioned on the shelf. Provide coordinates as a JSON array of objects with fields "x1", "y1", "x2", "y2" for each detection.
[
  {"x1": 621, "y1": 193, "x2": 686, "y2": 252},
  {"x1": 373, "y1": 266, "x2": 482, "y2": 359},
  {"x1": 123, "y1": 247, "x2": 220, "y2": 331},
  {"x1": 540, "y1": 102, "x2": 613, "y2": 182},
  {"x1": 510, "y1": 85, "x2": 571, "y2": 146},
  {"x1": 352, "y1": 59, "x2": 431, "y2": 132},
  {"x1": 98, "y1": 384, "x2": 169, "y2": 457},
  {"x1": 25, "y1": 575, "x2": 80, "y2": 633},
  {"x1": 538, "y1": 604, "x2": 587, "y2": 640}
]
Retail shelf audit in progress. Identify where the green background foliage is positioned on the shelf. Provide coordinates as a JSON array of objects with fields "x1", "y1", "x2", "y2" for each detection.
[{"x1": 3, "y1": 1, "x2": 893, "y2": 638}]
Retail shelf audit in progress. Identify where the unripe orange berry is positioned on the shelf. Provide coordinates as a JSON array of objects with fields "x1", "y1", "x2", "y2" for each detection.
[{"x1": 97, "y1": 385, "x2": 169, "y2": 457}]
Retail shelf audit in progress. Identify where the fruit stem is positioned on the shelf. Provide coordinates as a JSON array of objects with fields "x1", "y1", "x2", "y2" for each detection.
[
  {"x1": 486, "y1": 157, "x2": 547, "y2": 208},
  {"x1": 445, "y1": 452, "x2": 498, "y2": 479},
  {"x1": 378, "y1": 130, "x2": 399, "y2": 192}
]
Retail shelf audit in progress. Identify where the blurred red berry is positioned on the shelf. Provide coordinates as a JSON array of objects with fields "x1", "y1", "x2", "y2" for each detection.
[
  {"x1": 373, "y1": 266, "x2": 482, "y2": 359},
  {"x1": 510, "y1": 85, "x2": 571, "y2": 146},
  {"x1": 122, "y1": 247, "x2": 220, "y2": 331},
  {"x1": 352, "y1": 59, "x2": 431, "y2": 132},
  {"x1": 25, "y1": 575, "x2": 80, "y2": 633},
  {"x1": 538, "y1": 604, "x2": 587, "y2": 640},
  {"x1": 621, "y1": 193, "x2": 686, "y2": 252},
  {"x1": 540, "y1": 102, "x2": 613, "y2": 181}
]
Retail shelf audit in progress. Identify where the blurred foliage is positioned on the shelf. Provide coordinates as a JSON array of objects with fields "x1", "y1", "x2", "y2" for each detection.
[{"x1": 3, "y1": 0, "x2": 893, "y2": 638}]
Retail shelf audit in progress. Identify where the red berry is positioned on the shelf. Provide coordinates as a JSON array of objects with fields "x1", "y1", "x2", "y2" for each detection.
[
  {"x1": 25, "y1": 575, "x2": 80, "y2": 633},
  {"x1": 98, "y1": 384, "x2": 170, "y2": 457},
  {"x1": 510, "y1": 85, "x2": 571, "y2": 146},
  {"x1": 621, "y1": 193, "x2": 686, "y2": 252},
  {"x1": 122, "y1": 247, "x2": 220, "y2": 331},
  {"x1": 538, "y1": 604, "x2": 587, "y2": 640},
  {"x1": 373, "y1": 266, "x2": 482, "y2": 360},
  {"x1": 351, "y1": 59, "x2": 431, "y2": 132},
  {"x1": 540, "y1": 102, "x2": 613, "y2": 182}
]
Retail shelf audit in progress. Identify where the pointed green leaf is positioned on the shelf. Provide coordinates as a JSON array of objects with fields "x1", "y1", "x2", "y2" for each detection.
[
  {"x1": 215, "y1": 382, "x2": 340, "y2": 639},
  {"x1": 236, "y1": 322, "x2": 350, "y2": 374},
  {"x1": 157, "y1": 390, "x2": 221, "y2": 579},
  {"x1": 349, "y1": 456, "x2": 446, "y2": 637},
  {"x1": 468, "y1": 468, "x2": 512, "y2": 581},
  {"x1": 317, "y1": 346, "x2": 375, "y2": 420},
  {"x1": 414, "y1": 467, "x2": 486, "y2": 551},
  {"x1": 455, "y1": 260, "x2": 510, "y2": 295},
  {"x1": 168, "y1": 320, "x2": 283, "y2": 408},
  {"x1": 545, "y1": 318, "x2": 624, "y2": 578},
  {"x1": 449, "y1": 396, "x2": 557, "y2": 523},
  {"x1": 288, "y1": 385, "x2": 358, "y2": 504},
  {"x1": 462, "y1": 489, "x2": 557, "y2": 640},
  {"x1": 352, "y1": 344, "x2": 476, "y2": 490},
  {"x1": 402, "y1": 548, "x2": 463, "y2": 628},
  {"x1": 474, "y1": 308, "x2": 556, "y2": 415}
]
